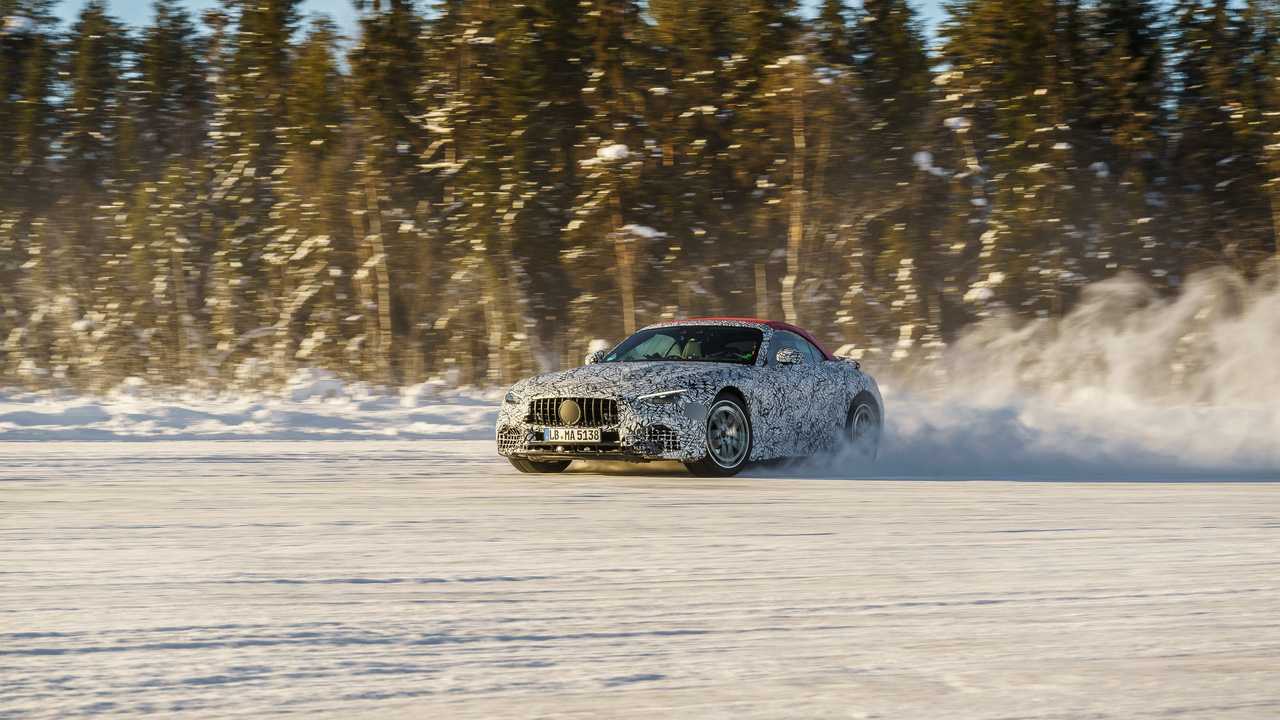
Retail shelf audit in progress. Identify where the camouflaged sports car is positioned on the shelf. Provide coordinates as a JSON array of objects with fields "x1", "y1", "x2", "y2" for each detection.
[{"x1": 496, "y1": 318, "x2": 883, "y2": 476}]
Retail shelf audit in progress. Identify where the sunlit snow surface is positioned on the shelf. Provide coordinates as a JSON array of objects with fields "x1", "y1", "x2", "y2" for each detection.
[
  {"x1": 3, "y1": 442, "x2": 1278, "y2": 719},
  {"x1": 0, "y1": 374, "x2": 501, "y2": 441}
]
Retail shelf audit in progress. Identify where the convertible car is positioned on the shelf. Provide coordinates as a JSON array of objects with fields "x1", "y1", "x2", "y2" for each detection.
[{"x1": 496, "y1": 318, "x2": 883, "y2": 476}]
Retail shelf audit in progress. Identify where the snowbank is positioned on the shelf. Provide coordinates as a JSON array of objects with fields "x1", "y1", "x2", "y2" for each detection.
[{"x1": 0, "y1": 369, "x2": 500, "y2": 442}]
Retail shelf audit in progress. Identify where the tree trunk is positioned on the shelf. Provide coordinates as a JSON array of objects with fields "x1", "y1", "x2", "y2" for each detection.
[
  {"x1": 782, "y1": 70, "x2": 807, "y2": 327},
  {"x1": 612, "y1": 191, "x2": 636, "y2": 335},
  {"x1": 363, "y1": 169, "x2": 395, "y2": 385},
  {"x1": 482, "y1": 260, "x2": 506, "y2": 386},
  {"x1": 755, "y1": 261, "x2": 768, "y2": 319},
  {"x1": 1270, "y1": 184, "x2": 1280, "y2": 263}
]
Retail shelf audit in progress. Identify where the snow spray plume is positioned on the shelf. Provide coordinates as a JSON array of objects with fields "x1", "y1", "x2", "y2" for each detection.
[{"x1": 808, "y1": 266, "x2": 1280, "y2": 479}]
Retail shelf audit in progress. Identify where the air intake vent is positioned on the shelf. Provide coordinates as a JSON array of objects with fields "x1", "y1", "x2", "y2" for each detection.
[
  {"x1": 648, "y1": 425, "x2": 680, "y2": 454},
  {"x1": 497, "y1": 427, "x2": 524, "y2": 452}
]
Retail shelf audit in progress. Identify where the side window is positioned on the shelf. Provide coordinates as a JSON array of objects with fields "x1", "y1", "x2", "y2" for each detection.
[
  {"x1": 770, "y1": 331, "x2": 817, "y2": 365},
  {"x1": 628, "y1": 333, "x2": 676, "y2": 359},
  {"x1": 767, "y1": 332, "x2": 790, "y2": 364},
  {"x1": 795, "y1": 335, "x2": 823, "y2": 363},
  {"x1": 762, "y1": 330, "x2": 803, "y2": 363}
]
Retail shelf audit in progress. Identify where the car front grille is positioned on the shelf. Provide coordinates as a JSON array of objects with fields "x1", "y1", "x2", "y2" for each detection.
[{"x1": 527, "y1": 397, "x2": 619, "y2": 427}]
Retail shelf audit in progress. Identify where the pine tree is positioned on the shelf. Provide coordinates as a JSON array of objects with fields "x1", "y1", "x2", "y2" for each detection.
[
  {"x1": 348, "y1": 0, "x2": 427, "y2": 383},
  {"x1": 412, "y1": 0, "x2": 469, "y2": 382},
  {"x1": 57, "y1": 0, "x2": 134, "y2": 386},
  {"x1": 729, "y1": 1, "x2": 802, "y2": 322},
  {"x1": 1244, "y1": 0, "x2": 1280, "y2": 261},
  {"x1": 0, "y1": 0, "x2": 58, "y2": 382},
  {"x1": 1169, "y1": 0, "x2": 1263, "y2": 273},
  {"x1": 422, "y1": 0, "x2": 530, "y2": 385},
  {"x1": 813, "y1": 0, "x2": 877, "y2": 349},
  {"x1": 0, "y1": 0, "x2": 56, "y2": 207},
  {"x1": 1224, "y1": 0, "x2": 1280, "y2": 265},
  {"x1": 856, "y1": 0, "x2": 938, "y2": 357},
  {"x1": 565, "y1": 0, "x2": 658, "y2": 344},
  {"x1": 940, "y1": 0, "x2": 1079, "y2": 318},
  {"x1": 268, "y1": 16, "x2": 348, "y2": 377},
  {"x1": 208, "y1": 0, "x2": 301, "y2": 385},
  {"x1": 500, "y1": 0, "x2": 587, "y2": 375},
  {"x1": 60, "y1": 0, "x2": 128, "y2": 247},
  {"x1": 1077, "y1": 0, "x2": 1170, "y2": 283},
  {"x1": 135, "y1": 0, "x2": 206, "y2": 178},
  {"x1": 815, "y1": 0, "x2": 854, "y2": 66},
  {"x1": 101, "y1": 1, "x2": 213, "y2": 385},
  {"x1": 648, "y1": 0, "x2": 740, "y2": 316},
  {"x1": 859, "y1": 0, "x2": 931, "y2": 176}
]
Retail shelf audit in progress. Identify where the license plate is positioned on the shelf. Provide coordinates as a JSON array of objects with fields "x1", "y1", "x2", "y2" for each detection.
[{"x1": 542, "y1": 427, "x2": 602, "y2": 443}]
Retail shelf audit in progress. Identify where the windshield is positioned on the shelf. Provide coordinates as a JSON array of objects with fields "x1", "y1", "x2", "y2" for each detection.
[{"x1": 604, "y1": 325, "x2": 763, "y2": 365}]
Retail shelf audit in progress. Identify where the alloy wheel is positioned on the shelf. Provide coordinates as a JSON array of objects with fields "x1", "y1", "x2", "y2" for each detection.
[{"x1": 707, "y1": 401, "x2": 750, "y2": 469}]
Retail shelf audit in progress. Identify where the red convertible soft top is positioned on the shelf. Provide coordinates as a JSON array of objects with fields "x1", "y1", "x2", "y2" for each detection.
[{"x1": 684, "y1": 317, "x2": 837, "y2": 361}]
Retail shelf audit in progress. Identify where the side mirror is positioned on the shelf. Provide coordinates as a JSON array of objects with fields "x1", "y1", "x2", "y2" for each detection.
[
  {"x1": 775, "y1": 347, "x2": 805, "y2": 366},
  {"x1": 585, "y1": 349, "x2": 607, "y2": 365}
]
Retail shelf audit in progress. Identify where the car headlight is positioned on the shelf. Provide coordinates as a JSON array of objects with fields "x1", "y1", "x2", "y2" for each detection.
[
  {"x1": 637, "y1": 389, "x2": 688, "y2": 405},
  {"x1": 504, "y1": 390, "x2": 519, "y2": 404}
]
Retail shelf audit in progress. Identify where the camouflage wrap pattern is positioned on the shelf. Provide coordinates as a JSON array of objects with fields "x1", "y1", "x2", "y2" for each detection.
[{"x1": 496, "y1": 320, "x2": 882, "y2": 464}]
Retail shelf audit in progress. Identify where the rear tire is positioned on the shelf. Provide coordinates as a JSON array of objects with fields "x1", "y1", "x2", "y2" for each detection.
[
  {"x1": 508, "y1": 457, "x2": 571, "y2": 474},
  {"x1": 684, "y1": 393, "x2": 752, "y2": 477},
  {"x1": 845, "y1": 395, "x2": 882, "y2": 461}
]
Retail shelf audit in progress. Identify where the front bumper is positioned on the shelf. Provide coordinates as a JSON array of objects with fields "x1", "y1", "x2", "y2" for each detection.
[{"x1": 496, "y1": 397, "x2": 706, "y2": 462}]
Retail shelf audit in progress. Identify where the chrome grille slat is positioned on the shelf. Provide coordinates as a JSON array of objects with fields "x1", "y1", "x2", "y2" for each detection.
[{"x1": 527, "y1": 397, "x2": 618, "y2": 427}]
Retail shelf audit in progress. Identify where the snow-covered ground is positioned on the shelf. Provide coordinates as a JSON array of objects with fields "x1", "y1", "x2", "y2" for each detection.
[
  {"x1": 0, "y1": 371, "x2": 500, "y2": 442},
  {"x1": 3, "y1": 441, "x2": 1279, "y2": 719}
]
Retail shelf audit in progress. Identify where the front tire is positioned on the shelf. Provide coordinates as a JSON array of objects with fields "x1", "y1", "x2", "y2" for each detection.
[
  {"x1": 685, "y1": 393, "x2": 752, "y2": 477},
  {"x1": 508, "y1": 457, "x2": 571, "y2": 474}
]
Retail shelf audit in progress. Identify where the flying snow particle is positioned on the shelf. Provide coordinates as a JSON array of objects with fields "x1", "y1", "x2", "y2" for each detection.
[
  {"x1": 911, "y1": 150, "x2": 951, "y2": 177},
  {"x1": 621, "y1": 224, "x2": 665, "y2": 239},
  {"x1": 2, "y1": 15, "x2": 34, "y2": 34},
  {"x1": 834, "y1": 343, "x2": 864, "y2": 359},
  {"x1": 964, "y1": 286, "x2": 995, "y2": 303},
  {"x1": 596, "y1": 144, "x2": 630, "y2": 162}
]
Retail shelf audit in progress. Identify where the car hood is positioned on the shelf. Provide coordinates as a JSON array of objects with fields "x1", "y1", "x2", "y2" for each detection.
[{"x1": 514, "y1": 362, "x2": 744, "y2": 400}]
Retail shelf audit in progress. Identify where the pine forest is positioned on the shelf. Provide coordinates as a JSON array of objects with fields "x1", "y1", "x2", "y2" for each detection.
[{"x1": 2, "y1": 0, "x2": 1278, "y2": 391}]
